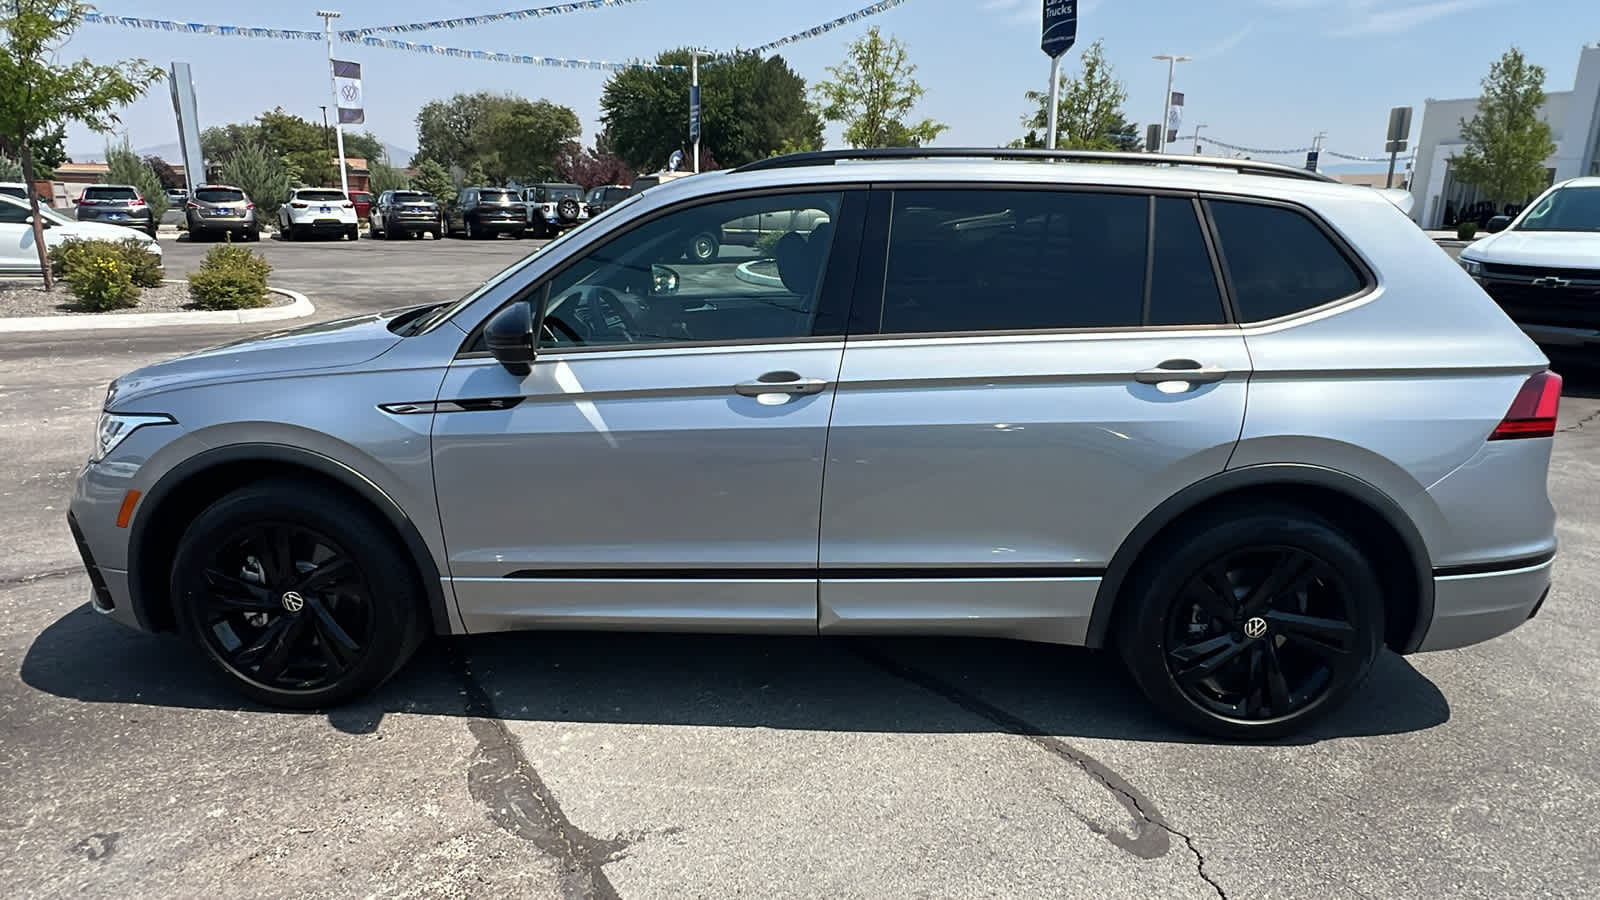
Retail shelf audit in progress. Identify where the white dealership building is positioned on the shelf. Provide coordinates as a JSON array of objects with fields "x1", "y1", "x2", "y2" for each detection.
[{"x1": 1410, "y1": 44, "x2": 1600, "y2": 229}]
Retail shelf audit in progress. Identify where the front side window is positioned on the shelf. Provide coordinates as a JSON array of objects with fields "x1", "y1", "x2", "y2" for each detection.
[
  {"x1": 1516, "y1": 186, "x2": 1600, "y2": 233},
  {"x1": 1209, "y1": 200, "x2": 1365, "y2": 322},
  {"x1": 536, "y1": 191, "x2": 843, "y2": 350}
]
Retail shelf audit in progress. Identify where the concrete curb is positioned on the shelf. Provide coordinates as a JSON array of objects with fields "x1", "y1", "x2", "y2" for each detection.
[
  {"x1": 734, "y1": 259, "x2": 784, "y2": 288},
  {"x1": 0, "y1": 283, "x2": 314, "y2": 333}
]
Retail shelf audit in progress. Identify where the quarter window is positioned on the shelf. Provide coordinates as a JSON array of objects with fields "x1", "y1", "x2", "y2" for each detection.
[
  {"x1": 1208, "y1": 199, "x2": 1365, "y2": 322},
  {"x1": 536, "y1": 192, "x2": 843, "y2": 349},
  {"x1": 879, "y1": 189, "x2": 1225, "y2": 334}
]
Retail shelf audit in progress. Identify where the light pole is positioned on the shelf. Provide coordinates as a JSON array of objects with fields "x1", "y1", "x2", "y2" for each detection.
[
  {"x1": 317, "y1": 10, "x2": 349, "y2": 196},
  {"x1": 691, "y1": 50, "x2": 700, "y2": 174},
  {"x1": 319, "y1": 105, "x2": 329, "y2": 156},
  {"x1": 1046, "y1": 54, "x2": 1061, "y2": 149},
  {"x1": 1152, "y1": 54, "x2": 1191, "y2": 154},
  {"x1": 1191, "y1": 123, "x2": 1207, "y2": 155}
]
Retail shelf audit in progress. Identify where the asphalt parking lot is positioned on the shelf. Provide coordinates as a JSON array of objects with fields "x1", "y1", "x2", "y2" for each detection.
[{"x1": 2, "y1": 236, "x2": 1599, "y2": 899}]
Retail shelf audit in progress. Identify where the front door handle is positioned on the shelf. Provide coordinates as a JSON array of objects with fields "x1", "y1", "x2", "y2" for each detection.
[
  {"x1": 1133, "y1": 359, "x2": 1229, "y2": 387},
  {"x1": 734, "y1": 371, "x2": 828, "y2": 399}
]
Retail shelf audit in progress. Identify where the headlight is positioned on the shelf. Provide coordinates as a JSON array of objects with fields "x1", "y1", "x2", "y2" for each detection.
[
  {"x1": 93, "y1": 412, "x2": 175, "y2": 462},
  {"x1": 1459, "y1": 257, "x2": 1483, "y2": 277}
]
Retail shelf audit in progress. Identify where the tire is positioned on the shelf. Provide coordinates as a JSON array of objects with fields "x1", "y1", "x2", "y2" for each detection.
[
  {"x1": 245, "y1": 228, "x2": 260, "y2": 242},
  {"x1": 383, "y1": 219, "x2": 400, "y2": 240},
  {"x1": 346, "y1": 226, "x2": 359, "y2": 241},
  {"x1": 466, "y1": 217, "x2": 480, "y2": 240},
  {"x1": 430, "y1": 228, "x2": 442, "y2": 241},
  {"x1": 169, "y1": 479, "x2": 426, "y2": 709},
  {"x1": 689, "y1": 231, "x2": 719, "y2": 261},
  {"x1": 1115, "y1": 504, "x2": 1384, "y2": 740}
]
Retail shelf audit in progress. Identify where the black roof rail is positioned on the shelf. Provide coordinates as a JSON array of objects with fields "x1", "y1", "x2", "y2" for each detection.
[{"x1": 732, "y1": 147, "x2": 1337, "y2": 183}]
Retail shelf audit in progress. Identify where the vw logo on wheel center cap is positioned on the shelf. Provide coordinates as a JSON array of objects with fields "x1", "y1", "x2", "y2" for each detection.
[
  {"x1": 281, "y1": 591, "x2": 306, "y2": 613},
  {"x1": 1242, "y1": 616, "x2": 1268, "y2": 640}
]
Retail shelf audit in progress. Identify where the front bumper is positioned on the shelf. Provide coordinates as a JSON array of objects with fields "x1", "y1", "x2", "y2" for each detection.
[{"x1": 1416, "y1": 554, "x2": 1555, "y2": 651}]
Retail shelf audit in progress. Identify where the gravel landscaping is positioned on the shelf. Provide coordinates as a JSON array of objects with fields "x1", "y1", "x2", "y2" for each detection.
[{"x1": 0, "y1": 278, "x2": 291, "y2": 318}]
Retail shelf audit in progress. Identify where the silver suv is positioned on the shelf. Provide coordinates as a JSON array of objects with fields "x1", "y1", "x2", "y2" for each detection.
[{"x1": 69, "y1": 149, "x2": 1560, "y2": 739}]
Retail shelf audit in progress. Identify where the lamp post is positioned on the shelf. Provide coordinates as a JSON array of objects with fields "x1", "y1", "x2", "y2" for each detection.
[
  {"x1": 320, "y1": 105, "x2": 329, "y2": 156},
  {"x1": 1191, "y1": 123, "x2": 1207, "y2": 155},
  {"x1": 1152, "y1": 54, "x2": 1191, "y2": 154},
  {"x1": 317, "y1": 10, "x2": 349, "y2": 196}
]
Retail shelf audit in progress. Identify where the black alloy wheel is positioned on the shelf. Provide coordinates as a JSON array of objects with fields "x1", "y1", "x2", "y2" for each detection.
[
  {"x1": 1118, "y1": 507, "x2": 1383, "y2": 740},
  {"x1": 172, "y1": 480, "x2": 424, "y2": 708}
]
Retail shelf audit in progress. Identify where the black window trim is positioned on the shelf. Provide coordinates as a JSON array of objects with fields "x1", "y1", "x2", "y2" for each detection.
[
  {"x1": 454, "y1": 184, "x2": 870, "y2": 359},
  {"x1": 1199, "y1": 192, "x2": 1377, "y2": 327},
  {"x1": 843, "y1": 182, "x2": 1237, "y2": 341}
]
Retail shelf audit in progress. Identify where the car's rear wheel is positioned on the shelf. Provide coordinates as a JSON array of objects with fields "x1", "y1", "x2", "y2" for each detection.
[
  {"x1": 689, "y1": 231, "x2": 719, "y2": 261},
  {"x1": 1116, "y1": 505, "x2": 1383, "y2": 740},
  {"x1": 346, "y1": 225, "x2": 359, "y2": 241},
  {"x1": 170, "y1": 480, "x2": 426, "y2": 709}
]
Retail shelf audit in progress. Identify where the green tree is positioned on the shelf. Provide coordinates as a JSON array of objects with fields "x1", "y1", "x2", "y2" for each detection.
[
  {"x1": 0, "y1": 154, "x2": 21, "y2": 180},
  {"x1": 1012, "y1": 40, "x2": 1131, "y2": 151},
  {"x1": 1451, "y1": 46, "x2": 1557, "y2": 206},
  {"x1": 203, "y1": 107, "x2": 384, "y2": 186},
  {"x1": 600, "y1": 50, "x2": 822, "y2": 171},
  {"x1": 105, "y1": 136, "x2": 167, "y2": 222},
  {"x1": 221, "y1": 142, "x2": 291, "y2": 219},
  {"x1": 0, "y1": 0, "x2": 162, "y2": 288},
  {"x1": 367, "y1": 157, "x2": 411, "y2": 194},
  {"x1": 144, "y1": 155, "x2": 182, "y2": 189},
  {"x1": 412, "y1": 159, "x2": 455, "y2": 206},
  {"x1": 815, "y1": 27, "x2": 946, "y2": 148},
  {"x1": 414, "y1": 91, "x2": 580, "y2": 183}
]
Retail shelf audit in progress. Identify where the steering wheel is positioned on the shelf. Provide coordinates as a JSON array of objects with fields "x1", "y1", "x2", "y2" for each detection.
[{"x1": 545, "y1": 286, "x2": 641, "y2": 345}]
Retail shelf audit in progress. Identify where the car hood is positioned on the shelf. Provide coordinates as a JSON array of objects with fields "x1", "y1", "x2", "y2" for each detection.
[
  {"x1": 107, "y1": 312, "x2": 405, "y2": 409},
  {"x1": 1465, "y1": 230, "x2": 1600, "y2": 268}
]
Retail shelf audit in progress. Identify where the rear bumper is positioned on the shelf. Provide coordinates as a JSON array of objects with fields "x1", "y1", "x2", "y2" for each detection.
[{"x1": 1415, "y1": 553, "x2": 1554, "y2": 651}]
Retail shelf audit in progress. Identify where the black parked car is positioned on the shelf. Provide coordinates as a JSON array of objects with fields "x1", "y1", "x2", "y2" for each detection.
[
  {"x1": 585, "y1": 184, "x2": 631, "y2": 216},
  {"x1": 75, "y1": 184, "x2": 156, "y2": 237},
  {"x1": 445, "y1": 187, "x2": 527, "y2": 240},
  {"x1": 371, "y1": 190, "x2": 443, "y2": 240}
]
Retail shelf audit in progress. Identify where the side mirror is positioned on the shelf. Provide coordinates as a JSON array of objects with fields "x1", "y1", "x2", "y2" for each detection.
[
  {"x1": 484, "y1": 299, "x2": 536, "y2": 376},
  {"x1": 1485, "y1": 215, "x2": 1511, "y2": 234},
  {"x1": 651, "y1": 264, "x2": 680, "y2": 296}
]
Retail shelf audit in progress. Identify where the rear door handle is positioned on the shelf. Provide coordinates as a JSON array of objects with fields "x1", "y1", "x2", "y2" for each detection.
[
  {"x1": 1132, "y1": 359, "x2": 1229, "y2": 387},
  {"x1": 734, "y1": 371, "x2": 828, "y2": 398}
]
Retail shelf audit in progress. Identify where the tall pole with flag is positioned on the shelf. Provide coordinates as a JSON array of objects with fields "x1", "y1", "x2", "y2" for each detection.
[
  {"x1": 319, "y1": 10, "x2": 350, "y2": 196},
  {"x1": 1152, "y1": 54, "x2": 1190, "y2": 154},
  {"x1": 691, "y1": 51, "x2": 701, "y2": 174},
  {"x1": 1040, "y1": 1, "x2": 1077, "y2": 149}
]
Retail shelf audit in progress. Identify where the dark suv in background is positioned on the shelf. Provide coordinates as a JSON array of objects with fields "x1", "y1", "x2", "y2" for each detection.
[
  {"x1": 371, "y1": 190, "x2": 443, "y2": 240},
  {"x1": 446, "y1": 187, "x2": 527, "y2": 239},
  {"x1": 183, "y1": 185, "x2": 260, "y2": 241},
  {"x1": 585, "y1": 184, "x2": 631, "y2": 216},
  {"x1": 75, "y1": 185, "x2": 156, "y2": 237}
]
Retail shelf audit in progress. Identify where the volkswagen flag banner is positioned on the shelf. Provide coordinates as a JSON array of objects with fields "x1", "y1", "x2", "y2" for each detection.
[
  {"x1": 1166, "y1": 91, "x2": 1185, "y2": 144},
  {"x1": 333, "y1": 59, "x2": 364, "y2": 124}
]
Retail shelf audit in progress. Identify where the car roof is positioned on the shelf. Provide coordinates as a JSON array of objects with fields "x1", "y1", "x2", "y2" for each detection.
[{"x1": 1553, "y1": 176, "x2": 1600, "y2": 189}]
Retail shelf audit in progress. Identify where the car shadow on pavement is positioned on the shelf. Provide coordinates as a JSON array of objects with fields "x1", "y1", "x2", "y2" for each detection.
[{"x1": 23, "y1": 604, "x2": 1449, "y2": 746}]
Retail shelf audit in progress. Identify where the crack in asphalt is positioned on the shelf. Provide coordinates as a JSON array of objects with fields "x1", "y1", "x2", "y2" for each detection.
[
  {"x1": 1558, "y1": 408, "x2": 1600, "y2": 432},
  {"x1": 853, "y1": 646, "x2": 1226, "y2": 900},
  {"x1": 448, "y1": 643, "x2": 628, "y2": 900},
  {"x1": 0, "y1": 567, "x2": 76, "y2": 588}
]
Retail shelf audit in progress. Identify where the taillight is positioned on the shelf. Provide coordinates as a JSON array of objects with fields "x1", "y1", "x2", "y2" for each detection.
[
  {"x1": 186, "y1": 201, "x2": 199, "y2": 209},
  {"x1": 129, "y1": 197, "x2": 146, "y2": 207},
  {"x1": 245, "y1": 202, "x2": 255, "y2": 210},
  {"x1": 291, "y1": 202, "x2": 308, "y2": 209},
  {"x1": 341, "y1": 201, "x2": 352, "y2": 207},
  {"x1": 1489, "y1": 370, "x2": 1562, "y2": 440}
]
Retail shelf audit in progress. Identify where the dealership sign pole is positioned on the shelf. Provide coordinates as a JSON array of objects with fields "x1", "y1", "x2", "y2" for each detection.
[
  {"x1": 319, "y1": 10, "x2": 351, "y2": 197},
  {"x1": 691, "y1": 51, "x2": 701, "y2": 174},
  {"x1": 1041, "y1": 0, "x2": 1077, "y2": 149}
]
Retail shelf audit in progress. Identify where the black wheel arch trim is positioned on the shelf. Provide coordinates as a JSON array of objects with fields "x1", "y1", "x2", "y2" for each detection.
[
  {"x1": 1084, "y1": 463, "x2": 1435, "y2": 653},
  {"x1": 127, "y1": 443, "x2": 454, "y2": 637}
]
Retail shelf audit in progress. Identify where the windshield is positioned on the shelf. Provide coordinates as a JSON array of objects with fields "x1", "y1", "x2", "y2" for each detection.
[
  {"x1": 195, "y1": 188, "x2": 246, "y2": 203},
  {"x1": 1517, "y1": 186, "x2": 1600, "y2": 232},
  {"x1": 411, "y1": 190, "x2": 649, "y2": 335}
]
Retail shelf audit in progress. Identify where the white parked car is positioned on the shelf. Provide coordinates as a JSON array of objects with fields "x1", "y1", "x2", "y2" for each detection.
[
  {"x1": 277, "y1": 188, "x2": 359, "y2": 242},
  {"x1": 0, "y1": 193, "x2": 163, "y2": 275},
  {"x1": 1457, "y1": 176, "x2": 1600, "y2": 352}
]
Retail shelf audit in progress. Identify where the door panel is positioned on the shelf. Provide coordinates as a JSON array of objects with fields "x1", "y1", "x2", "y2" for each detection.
[
  {"x1": 434, "y1": 344, "x2": 844, "y2": 632},
  {"x1": 817, "y1": 187, "x2": 1250, "y2": 643}
]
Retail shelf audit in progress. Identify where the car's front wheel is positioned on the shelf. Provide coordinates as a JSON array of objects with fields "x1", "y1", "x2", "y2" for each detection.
[
  {"x1": 1116, "y1": 505, "x2": 1383, "y2": 740},
  {"x1": 170, "y1": 479, "x2": 426, "y2": 709}
]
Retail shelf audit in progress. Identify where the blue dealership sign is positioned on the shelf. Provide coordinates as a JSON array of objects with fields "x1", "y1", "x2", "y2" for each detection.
[
  {"x1": 690, "y1": 84, "x2": 701, "y2": 144},
  {"x1": 1041, "y1": 0, "x2": 1077, "y2": 59}
]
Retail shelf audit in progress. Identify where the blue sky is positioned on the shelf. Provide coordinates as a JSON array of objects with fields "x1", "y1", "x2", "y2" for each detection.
[{"x1": 54, "y1": 0, "x2": 1600, "y2": 172}]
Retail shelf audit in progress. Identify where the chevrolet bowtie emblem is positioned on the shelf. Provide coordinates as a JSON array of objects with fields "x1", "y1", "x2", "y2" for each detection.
[{"x1": 1530, "y1": 276, "x2": 1571, "y2": 288}]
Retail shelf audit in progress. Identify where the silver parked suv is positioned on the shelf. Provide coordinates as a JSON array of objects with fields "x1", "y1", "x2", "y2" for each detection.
[{"x1": 69, "y1": 149, "x2": 1560, "y2": 739}]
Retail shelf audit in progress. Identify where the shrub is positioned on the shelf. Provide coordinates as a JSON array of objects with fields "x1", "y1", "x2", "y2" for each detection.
[
  {"x1": 50, "y1": 237, "x2": 164, "y2": 288},
  {"x1": 189, "y1": 240, "x2": 273, "y2": 310},
  {"x1": 63, "y1": 252, "x2": 140, "y2": 311},
  {"x1": 754, "y1": 229, "x2": 788, "y2": 258},
  {"x1": 1456, "y1": 220, "x2": 1478, "y2": 241}
]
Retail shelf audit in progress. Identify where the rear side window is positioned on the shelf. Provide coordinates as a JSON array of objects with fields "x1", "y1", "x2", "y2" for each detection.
[
  {"x1": 195, "y1": 188, "x2": 245, "y2": 203},
  {"x1": 882, "y1": 189, "x2": 1222, "y2": 334},
  {"x1": 1148, "y1": 197, "x2": 1226, "y2": 326},
  {"x1": 1209, "y1": 200, "x2": 1365, "y2": 322}
]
